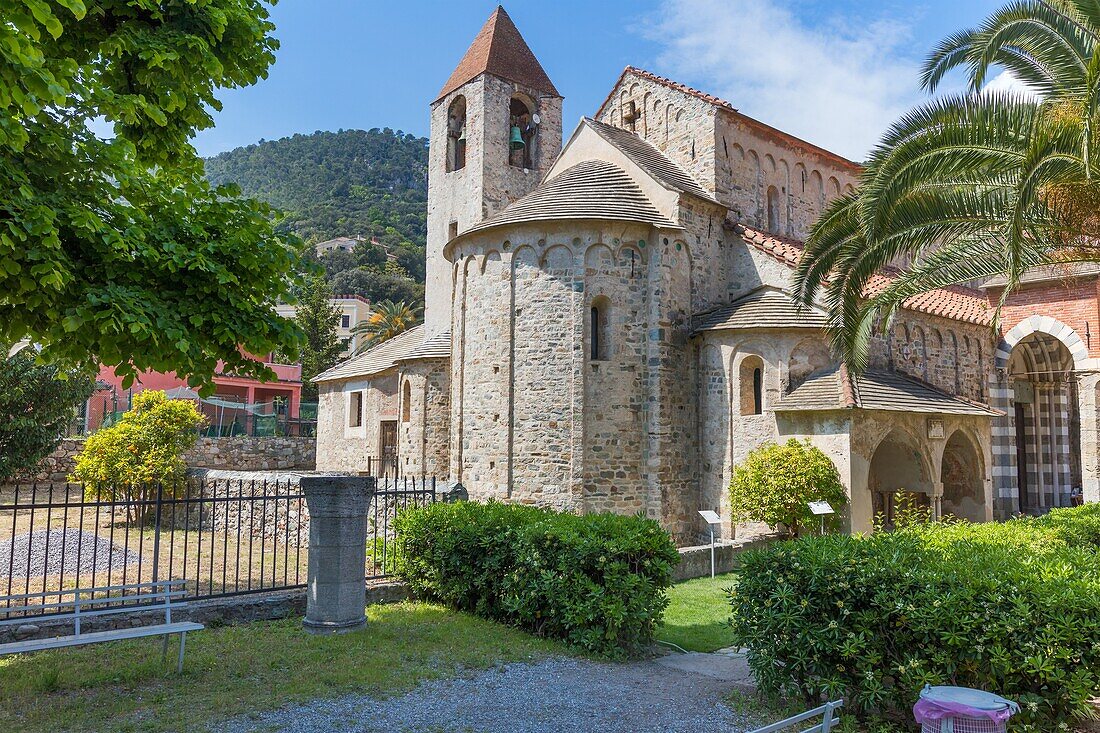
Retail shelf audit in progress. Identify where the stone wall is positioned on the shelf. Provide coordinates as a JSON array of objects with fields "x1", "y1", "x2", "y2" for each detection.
[
  {"x1": 673, "y1": 535, "x2": 778, "y2": 582},
  {"x1": 186, "y1": 436, "x2": 315, "y2": 472},
  {"x1": 396, "y1": 358, "x2": 451, "y2": 479},
  {"x1": 425, "y1": 70, "x2": 562, "y2": 335},
  {"x1": 13, "y1": 436, "x2": 316, "y2": 484},
  {"x1": 315, "y1": 374, "x2": 397, "y2": 473}
]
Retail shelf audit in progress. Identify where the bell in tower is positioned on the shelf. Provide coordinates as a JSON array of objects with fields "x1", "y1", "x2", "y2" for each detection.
[{"x1": 422, "y1": 5, "x2": 563, "y2": 336}]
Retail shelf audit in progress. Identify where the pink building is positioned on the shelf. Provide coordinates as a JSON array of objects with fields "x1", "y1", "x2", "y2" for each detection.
[{"x1": 84, "y1": 358, "x2": 307, "y2": 436}]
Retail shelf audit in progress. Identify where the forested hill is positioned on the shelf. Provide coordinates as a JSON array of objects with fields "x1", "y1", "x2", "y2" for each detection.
[
  {"x1": 204, "y1": 128, "x2": 428, "y2": 246},
  {"x1": 204, "y1": 128, "x2": 429, "y2": 307}
]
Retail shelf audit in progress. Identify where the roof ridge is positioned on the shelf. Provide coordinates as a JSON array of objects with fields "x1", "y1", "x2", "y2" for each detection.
[
  {"x1": 594, "y1": 67, "x2": 860, "y2": 171},
  {"x1": 580, "y1": 117, "x2": 718, "y2": 204},
  {"x1": 736, "y1": 223, "x2": 995, "y2": 326}
]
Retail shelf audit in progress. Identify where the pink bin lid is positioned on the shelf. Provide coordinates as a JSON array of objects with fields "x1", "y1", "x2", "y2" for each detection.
[{"x1": 913, "y1": 685, "x2": 1019, "y2": 724}]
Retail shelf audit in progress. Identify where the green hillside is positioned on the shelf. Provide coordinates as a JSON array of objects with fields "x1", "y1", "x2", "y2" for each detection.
[{"x1": 204, "y1": 128, "x2": 428, "y2": 306}]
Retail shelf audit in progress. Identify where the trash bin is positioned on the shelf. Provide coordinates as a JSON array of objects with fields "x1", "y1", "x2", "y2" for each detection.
[{"x1": 913, "y1": 685, "x2": 1019, "y2": 733}]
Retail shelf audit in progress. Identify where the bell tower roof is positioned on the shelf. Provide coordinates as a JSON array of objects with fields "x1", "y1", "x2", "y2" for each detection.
[{"x1": 436, "y1": 6, "x2": 560, "y2": 102}]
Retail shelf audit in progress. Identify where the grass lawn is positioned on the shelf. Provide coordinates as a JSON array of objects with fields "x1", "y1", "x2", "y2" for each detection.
[
  {"x1": 0, "y1": 601, "x2": 565, "y2": 733},
  {"x1": 657, "y1": 572, "x2": 738, "y2": 652}
]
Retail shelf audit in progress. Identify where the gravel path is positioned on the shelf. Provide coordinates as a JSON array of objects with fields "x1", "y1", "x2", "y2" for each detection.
[
  {"x1": 0, "y1": 529, "x2": 141, "y2": 577},
  {"x1": 215, "y1": 656, "x2": 762, "y2": 733}
]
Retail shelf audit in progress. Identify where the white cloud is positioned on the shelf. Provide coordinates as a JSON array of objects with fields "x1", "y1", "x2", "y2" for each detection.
[
  {"x1": 639, "y1": 0, "x2": 927, "y2": 161},
  {"x1": 982, "y1": 69, "x2": 1041, "y2": 100}
]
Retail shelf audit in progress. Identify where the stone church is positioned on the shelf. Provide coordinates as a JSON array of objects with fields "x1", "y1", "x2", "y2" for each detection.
[{"x1": 315, "y1": 6, "x2": 1099, "y2": 542}]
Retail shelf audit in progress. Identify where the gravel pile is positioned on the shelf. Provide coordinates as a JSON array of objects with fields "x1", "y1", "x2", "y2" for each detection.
[
  {"x1": 215, "y1": 657, "x2": 761, "y2": 733},
  {"x1": 0, "y1": 529, "x2": 142, "y2": 577}
]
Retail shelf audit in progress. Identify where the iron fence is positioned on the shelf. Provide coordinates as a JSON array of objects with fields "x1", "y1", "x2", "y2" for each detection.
[{"x1": 0, "y1": 476, "x2": 439, "y2": 620}]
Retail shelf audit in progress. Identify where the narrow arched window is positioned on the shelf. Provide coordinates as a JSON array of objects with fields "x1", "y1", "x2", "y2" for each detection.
[
  {"x1": 739, "y1": 355, "x2": 765, "y2": 415},
  {"x1": 509, "y1": 95, "x2": 537, "y2": 169},
  {"x1": 766, "y1": 186, "x2": 781, "y2": 232},
  {"x1": 401, "y1": 380, "x2": 411, "y2": 422},
  {"x1": 446, "y1": 96, "x2": 467, "y2": 172},
  {"x1": 752, "y1": 367, "x2": 763, "y2": 415},
  {"x1": 590, "y1": 298, "x2": 609, "y2": 361}
]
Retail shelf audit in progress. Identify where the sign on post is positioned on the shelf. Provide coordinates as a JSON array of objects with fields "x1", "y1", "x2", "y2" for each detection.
[{"x1": 698, "y1": 510, "x2": 722, "y2": 578}]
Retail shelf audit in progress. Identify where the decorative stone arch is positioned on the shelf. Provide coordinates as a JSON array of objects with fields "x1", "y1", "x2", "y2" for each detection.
[
  {"x1": 787, "y1": 336, "x2": 833, "y2": 392},
  {"x1": 539, "y1": 243, "x2": 574, "y2": 271},
  {"x1": 479, "y1": 249, "x2": 501, "y2": 274},
  {"x1": 615, "y1": 242, "x2": 645, "y2": 278},
  {"x1": 939, "y1": 428, "x2": 989, "y2": 522},
  {"x1": 995, "y1": 315, "x2": 1089, "y2": 370},
  {"x1": 867, "y1": 427, "x2": 936, "y2": 524},
  {"x1": 583, "y1": 243, "x2": 615, "y2": 274},
  {"x1": 445, "y1": 95, "x2": 467, "y2": 172}
]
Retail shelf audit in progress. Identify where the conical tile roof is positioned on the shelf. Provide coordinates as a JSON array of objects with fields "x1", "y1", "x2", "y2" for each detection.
[{"x1": 437, "y1": 6, "x2": 559, "y2": 101}]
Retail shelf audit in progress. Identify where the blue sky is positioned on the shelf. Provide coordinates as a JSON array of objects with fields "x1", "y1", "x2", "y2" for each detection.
[{"x1": 194, "y1": 0, "x2": 1008, "y2": 161}]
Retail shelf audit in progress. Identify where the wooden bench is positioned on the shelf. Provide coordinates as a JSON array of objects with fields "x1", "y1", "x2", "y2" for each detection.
[
  {"x1": 0, "y1": 580, "x2": 204, "y2": 673},
  {"x1": 748, "y1": 700, "x2": 844, "y2": 733}
]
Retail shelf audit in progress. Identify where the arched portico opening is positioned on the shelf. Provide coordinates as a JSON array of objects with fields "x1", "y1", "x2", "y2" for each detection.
[
  {"x1": 941, "y1": 430, "x2": 986, "y2": 522},
  {"x1": 1006, "y1": 332, "x2": 1080, "y2": 513},
  {"x1": 869, "y1": 429, "x2": 933, "y2": 526}
]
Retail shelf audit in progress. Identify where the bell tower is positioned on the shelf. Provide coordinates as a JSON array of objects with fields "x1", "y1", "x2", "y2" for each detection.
[{"x1": 423, "y1": 5, "x2": 563, "y2": 335}]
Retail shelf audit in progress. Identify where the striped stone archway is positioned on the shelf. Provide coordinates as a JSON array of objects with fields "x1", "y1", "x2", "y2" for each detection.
[
  {"x1": 991, "y1": 315, "x2": 1093, "y2": 514},
  {"x1": 995, "y1": 315, "x2": 1089, "y2": 370}
]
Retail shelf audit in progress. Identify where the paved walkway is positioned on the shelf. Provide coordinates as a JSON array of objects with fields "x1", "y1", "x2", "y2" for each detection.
[{"x1": 216, "y1": 651, "x2": 762, "y2": 733}]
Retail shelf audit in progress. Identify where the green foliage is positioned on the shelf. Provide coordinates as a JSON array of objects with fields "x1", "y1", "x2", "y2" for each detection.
[
  {"x1": 793, "y1": 1, "x2": 1100, "y2": 371},
  {"x1": 73, "y1": 391, "x2": 204, "y2": 503},
  {"x1": 729, "y1": 439, "x2": 848, "y2": 537},
  {"x1": 351, "y1": 300, "x2": 421, "y2": 354},
  {"x1": 204, "y1": 129, "x2": 428, "y2": 308},
  {"x1": 0, "y1": 345, "x2": 93, "y2": 481},
  {"x1": 293, "y1": 275, "x2": 345, "y2": 400},
  {"x1": 731, "y1": 505, "x2": 1100, "y2": 730},
  {"x1": 204, "y1": 128, "x2": 427, "y2": 247},
  {"x1": 1, "y1": 0, "x2": 306, "y2": 389},
  {"x1": 395, "y1": 501, "x2": 681, "y2": 657}
]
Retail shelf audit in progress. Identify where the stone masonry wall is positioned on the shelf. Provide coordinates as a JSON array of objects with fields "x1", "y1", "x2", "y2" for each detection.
[
  {"x1": 396, "y1": 359, "x2": 451, "y2": 479},
  {"x1": 13, "y1": 436, "x2": 315, "y2": 484},
  {"x1": 425, "y1": 73, "x2": 562, "y2": 335}
]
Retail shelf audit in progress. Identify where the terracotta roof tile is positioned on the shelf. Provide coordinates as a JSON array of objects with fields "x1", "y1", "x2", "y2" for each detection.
[
  {"x1": 737, "y1": 224, "x2": 995, "y2": 326},
  {"x1": 437, "y1": 6, "x2": 559, "y2": 101}
]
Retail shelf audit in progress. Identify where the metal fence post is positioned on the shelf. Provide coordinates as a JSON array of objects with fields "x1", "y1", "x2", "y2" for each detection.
[{"x1": 151, "y1": 482, "x2": 164, "y2": 584}]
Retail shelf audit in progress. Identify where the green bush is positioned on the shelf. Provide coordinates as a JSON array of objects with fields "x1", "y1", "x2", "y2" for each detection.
[
  {"x1": 394, "y1": 501, "x2": 680, "y2": 656},
  {"x1": 72, "y1": 391, "x2": 205, "y2": 508},
  {"x1": 730, "y1": 505, "x2": 1100, "y2": 731},
  {"x1": 730, "y1": 439, "x2": 848, "y2": 537}
]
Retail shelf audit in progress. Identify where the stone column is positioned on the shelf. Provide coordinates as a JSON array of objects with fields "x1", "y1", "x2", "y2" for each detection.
[
  {"x1": 302, "y1": 476, "x2": 375, "y2": 634},
  {"x1": 1077, "y1": 371, "x2": 1100, "y2": 504},
  {"x1": 931, "y1": 481, "x2": 944, "y2": 521}
]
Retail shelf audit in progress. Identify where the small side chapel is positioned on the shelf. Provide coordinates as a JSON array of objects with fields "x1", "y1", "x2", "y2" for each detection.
[{"x1": 315, "y1": 6, "x2": 1098, "y2": 542}]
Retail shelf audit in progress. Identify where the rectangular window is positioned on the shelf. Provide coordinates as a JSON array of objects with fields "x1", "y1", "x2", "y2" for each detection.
[
  {"x1": 448, "y1": 221, "x2": 459, "y2": 241},
  {"x1": 341, "y1": 314, "x2": 351, "y2": 329},
  {"x1": 349, "y1": 391, "x2": 363, "y2": 428}
]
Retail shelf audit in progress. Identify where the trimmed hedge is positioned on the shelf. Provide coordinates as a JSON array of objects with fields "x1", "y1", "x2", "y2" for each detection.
[
  {"x1": 394, "y1": 501, "x2": 680, "y2": 656},
  {"x1": 731, "y1": 504, "x2": 1100, "y2": 731}
]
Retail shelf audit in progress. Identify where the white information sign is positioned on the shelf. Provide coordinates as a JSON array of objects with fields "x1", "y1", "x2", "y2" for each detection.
[
  {"x1": 698, "y1": 510, "x2": 722, "y2": 525},
  {"x1": 808, "y1": 501, "x2": 835, "y2": 516}
]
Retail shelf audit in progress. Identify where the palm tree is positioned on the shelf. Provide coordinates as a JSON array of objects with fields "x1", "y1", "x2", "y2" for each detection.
[
  {"x1": 350, "y1": 300, "x2": 421, "y2": 354},
  {"x1": 795, "y1": 1, "x2": 1100, "y2": 371}
]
